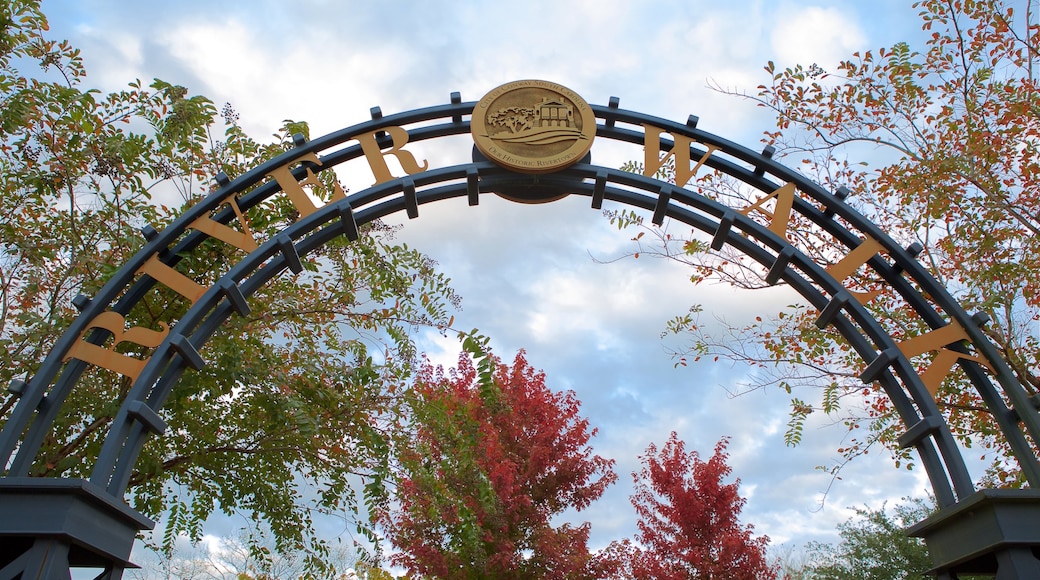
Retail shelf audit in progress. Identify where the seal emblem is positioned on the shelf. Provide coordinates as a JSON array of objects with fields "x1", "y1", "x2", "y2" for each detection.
[{"x1": 471, "y1": 80, "x2": 596, "y2": 174}]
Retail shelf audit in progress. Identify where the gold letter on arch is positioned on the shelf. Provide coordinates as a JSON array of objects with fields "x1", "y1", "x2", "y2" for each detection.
[
  {"x1": 642, "y1": 125, "x2": 718, "y2": 188},
  {"x1": 897, "y1": 319, "x2": 993, "y2": 397},
  {"x1": 63, "y1": 312, "x2": 170, "y2": 381},
  {"x1": 354, "y1": 126, "x2": 430, "y2": 186},
  {"x1": 739, "y1": 182, "x2": 796, "y2": 240},
  {"x1": 266, "y1": 153, "x2": 347, "y2": 218}
]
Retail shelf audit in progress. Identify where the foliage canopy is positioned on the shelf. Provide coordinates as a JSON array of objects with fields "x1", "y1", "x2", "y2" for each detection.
[
  {"x1": 802, "y1": 498, "x2": 933, "y2": 580},
  {"x1": 380, "y1": 350, "x2": 617, "y2": 579},
  {"x1": 604, "y1": 433, "x2": 776, "y2": 580},
  {"x1": 0, "y1": 0, "x2": 459, "y2": 572},
  {"x1": 616, "y1": 0, "x2": 1040, "y2": 485}
]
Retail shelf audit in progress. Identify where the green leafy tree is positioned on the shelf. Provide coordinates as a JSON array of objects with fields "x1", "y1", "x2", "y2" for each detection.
[
  {"x1": 616, "y1": 0, "x2": 1039, "y2": 483},
  {"x1": 0, "y1": 0, "x2": 458, "y2": 572},
  {"x1": 803, "y1": 498, "x2": 933, "y2": 580},
  {"x1": 380, "y1": 350, "x2": 617, "y2": 579}
]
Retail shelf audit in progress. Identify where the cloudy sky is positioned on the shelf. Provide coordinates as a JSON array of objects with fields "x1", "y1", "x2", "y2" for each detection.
[{"x1": 44, "y1": 0, "x2": 946, "y2": 564}]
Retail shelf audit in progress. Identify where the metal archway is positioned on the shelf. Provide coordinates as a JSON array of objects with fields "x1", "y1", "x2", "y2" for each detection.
[{"x1": 1, "y1": 83, "x2": 1038, "y2": 579}]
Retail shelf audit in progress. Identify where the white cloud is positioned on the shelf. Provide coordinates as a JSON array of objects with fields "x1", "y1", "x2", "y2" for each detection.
[{"x1": 770, "y1": 5, "x2": 869, "y2": 68}]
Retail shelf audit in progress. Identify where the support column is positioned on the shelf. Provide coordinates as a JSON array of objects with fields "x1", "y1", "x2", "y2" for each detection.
[
  {"x1": 0, "y1": 478, "x2": 152, "y2": 580},
  {"x1": 995, "y1": 547, "x2": 1040, "y2": 579},
  {"x1": 908, "y1": 489, "x2": 1040, "y2": 578}
]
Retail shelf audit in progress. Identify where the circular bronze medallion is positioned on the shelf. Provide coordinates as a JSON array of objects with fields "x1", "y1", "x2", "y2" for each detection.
[{"x1": 471, "y1": 80, "x2": 596, "y2": 174}]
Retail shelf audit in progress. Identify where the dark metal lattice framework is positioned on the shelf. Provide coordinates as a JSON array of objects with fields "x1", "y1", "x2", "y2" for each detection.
[{"x1": 1, "y1": 92, "x2": 1038, "y2": 579}]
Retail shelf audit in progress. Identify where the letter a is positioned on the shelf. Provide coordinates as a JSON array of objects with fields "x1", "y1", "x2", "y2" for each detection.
[{"x1": 740, "y1": 182, "x2": 797, "y2": 239}]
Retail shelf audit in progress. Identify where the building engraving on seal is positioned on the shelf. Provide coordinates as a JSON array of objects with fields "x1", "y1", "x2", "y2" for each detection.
[{"x1": 471, "y1": 80, "x2": 596, "y2": 174}]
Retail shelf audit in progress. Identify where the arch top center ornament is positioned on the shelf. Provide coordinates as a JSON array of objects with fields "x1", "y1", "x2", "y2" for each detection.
[{"x1": 471, "y1": 80, "x2": 596, "y2": 175}]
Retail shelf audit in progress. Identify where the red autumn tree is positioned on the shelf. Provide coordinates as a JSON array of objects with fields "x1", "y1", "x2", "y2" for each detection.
[
  {"x1": 619, "y1": 433, "x2": 776, "y2": 580},
  {"x1": 380, "y1": 350, "x2": 617, "y2": 578}
]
